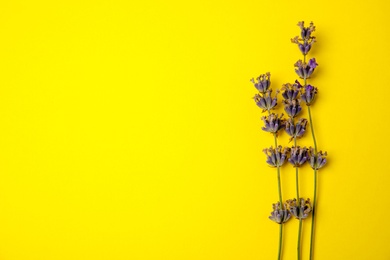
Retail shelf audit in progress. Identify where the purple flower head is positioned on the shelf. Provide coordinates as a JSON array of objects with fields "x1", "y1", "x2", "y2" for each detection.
[
  {"x1": 308, "y1": 147, "x2": 327, "y2": 170},
  {"x1": 294, "y1": 58, "x2": 318, "y2": 79},
  {"x1": 283, "y1": 99, "x2": 302, "y2": 118},
  {"x1": 250, "y1": 72, "x2": 271, "y2": 94},
  {"x1": 288, "y1": 146, "x2": 308, "y2": 167},
  {"x1": 261, "y1": 113, "x2": 285, "y2": 134},
  {"x1": 301, "y1": 84, "x2": 318, "y2": 106},
  {"x1": 269, "y1": 202, "x2": 291, "y2": 224},
  {"x1": 285, "y1": 118, "x2": 308, "y2": 142},
  {"x1": 281, "y1": 82, "x2": 301, "y2": 101},
  {"x1": 263, "y1": 145, "x2": 290, "y2": 167},
  {"x1": 253, "y1": 90, "x2": 278, "y2": 112},
  {"x1": 291, "y1": 22, "x2": 316, "y2": 55},
  {"x1": 297, "y1": 21, "x2": 316, "y2": 40},
  {"x1": 286, "y1": 198, "x2": 312, "y2": 220}
]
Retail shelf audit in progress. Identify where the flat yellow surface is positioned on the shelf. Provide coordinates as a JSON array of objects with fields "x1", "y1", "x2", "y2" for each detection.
[{"x1": 0, "y1": 0, "x2": 389, "y2": 259}]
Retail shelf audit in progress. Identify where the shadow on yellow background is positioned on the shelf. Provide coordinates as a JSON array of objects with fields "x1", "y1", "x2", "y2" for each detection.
[{"x1": 0, "y1": 0, "x2": 389, "y2": 259}]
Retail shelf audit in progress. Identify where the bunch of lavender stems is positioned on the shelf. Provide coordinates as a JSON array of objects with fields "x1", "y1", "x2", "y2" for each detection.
[{"x1": 250, "y1": 21, "x2": 327, "y2": 260}]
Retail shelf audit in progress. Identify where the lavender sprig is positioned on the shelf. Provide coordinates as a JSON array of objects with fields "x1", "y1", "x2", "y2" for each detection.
[{"x1": 292, "y1": 21, "x2": 328, "y2": 260}]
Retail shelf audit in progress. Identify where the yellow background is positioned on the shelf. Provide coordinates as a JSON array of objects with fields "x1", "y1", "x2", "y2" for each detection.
[{"x1": 0, "y1": 0, "x2": 389, "y2": 259}]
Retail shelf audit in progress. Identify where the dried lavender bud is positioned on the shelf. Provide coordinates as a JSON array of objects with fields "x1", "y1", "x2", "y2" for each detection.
[
  {"x1": 301, "y1": 84, "x2": 318, "y2": 106},
  {"x1": 263, "y1": 146, "x2": 290, "y2": 167},
  {"x1": 269, "y1": 202, "x2": 291, "y2": 224},
  {"x1": 253, "y1": 90, "x2": 278, "y2": 112},
  {"x1": 283, "y1": 99, "x2": 302, "y2": 118},
  {"x1": 281, "y1": 82, "x2": 301, "y2": 101},
  {"x1": 286, "y1": 198, "x2": 312, "y2": 220},
  {"x1": 294, "y1": 58, "x2": 318, "y2": 79},
  {"x1": 250, "y1": 72, "x2": 271, "y2": 94},
  {"x1": 288, "y1": 146, "x2": 308, "y2": 167},
  {"x1": 261, "y1": 113, "x2": 285, "y2": 134},
  {"x1": 308, "y1": 147, "x2": 327, "y2": 170},
  {"x1": 298, "y1": 21, "x2": 315, "y2": 40},
  {"x1": 285, "y1": 118, "x2": 308, "y2": 141}
]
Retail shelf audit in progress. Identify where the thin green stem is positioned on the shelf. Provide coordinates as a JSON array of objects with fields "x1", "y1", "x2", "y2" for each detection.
[
  {"x1": 309, "y1": 169, "x2": 317, "y2": 260},
  {"x1": 278, "y1": 224, "x2": 283, "y2": 260},
  {"x1": 269, "y1": 108, "x2": 283, "y2": 260},
  {"x1": 298, "y1": 219, "x2": 302, "y2": 260},
  {"x1": 307, "y1": 106, "x2": 318, "y2": 153}
]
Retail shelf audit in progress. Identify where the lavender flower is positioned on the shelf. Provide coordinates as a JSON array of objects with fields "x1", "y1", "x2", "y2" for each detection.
[
  {"x1": 301, "y1": 84, "x2": 318, "y2": 106},
  {"x1": 288, "y1": 146, "x2": 308, "y2": 167},
  {"x1": 285, "y1": 118, "x2": 308, "y2": 142},
  {"x1": 298, "y1": 21, "x2": 315, "y2": 40},
  {"x1": 253, "y1": 90, "x2": 278, "y2": 112},
  {"x1": 291, "y1": 21, "x2": 316, "y2": 55},
  {"x1": 281, "y1": 82, "x2": 301, "y2": 101},
  {"x1": 263, "y1": 146, "x2": 290, "y2": 167},
  {"x1": 283, "y1": 99, "x2": 302, "y2": 118},
  {"x1": 269, "y1": 202, "x2": 291, "y2": 224},
  {"x1": 250, "y1": 72, "x2": 271, "y2": 94},
  {"x1": 286, "y1": 198, "x2": 312, "y2": 219},
  {"x1": 308, "y1": 148, "x2": 327, "y2": 170},
  {"x1": 294, "y1": 58, "x2": 318, "y2": 79},
  {"x1": 261, "y1": 113, "x2": 285, "y2": 134}
]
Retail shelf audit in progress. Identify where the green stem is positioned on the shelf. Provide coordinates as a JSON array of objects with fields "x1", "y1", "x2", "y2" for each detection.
[
  {"x1": 309, "y1": 169, "x2": 317, "y2": 260},
  {"x1": 294, "y1": 134, "x2": 301, "y2": 260},
  {"x1": 298, "y1": 219, "x2": 302, "y2": 260},
  {"x1": 307, "y1": 106, "x2": 317, "y2": 153},
  {"x1": 278, "y1": 224, "x2": 283, "y2": 260},
  {"x1": 269, "y1": 112, "x2": 283, "y2": 260}
]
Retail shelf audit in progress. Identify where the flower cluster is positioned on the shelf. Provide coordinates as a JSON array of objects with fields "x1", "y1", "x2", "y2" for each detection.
[
  {"x1": 294, "y1": 58, "x2": 318, "y2": 79},
  {"x1": 285, "y1": 118, "x2": 308, "y2": 142},
  {"x1": 288, "y1": 146, "x2": 308, "y2": 167},
  {"x1": 253, "y1": 90, "x2": 278, "y2": 112},
  {"x1": 261, "y1": 113, "x2": 285, "y2": 134},
  {"x1": 286, "y1": 198, "x2": 312, "y2": 220},
  {"x1": 291, "y1": 21, "x2": 316, "y2": 55},
  {"x1": 308, "y1": 148, "x2": 327, "y2": 170},
  {"x1": 269, "y1": 202, "x2": 291, "y2": 224},
  {"x1": 263, "y1": 146, "x2": 290, "y2": 167},
  {"x1": 250, "y1": 72, "x2": 271, "y2": 94}
]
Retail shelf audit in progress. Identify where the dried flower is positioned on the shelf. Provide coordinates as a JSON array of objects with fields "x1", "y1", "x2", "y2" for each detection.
[
  {"x1": 288, "y1": 146, "x2": 308, "y2": 167},
  {"x1": 281, "y1": 82, "x2": 301, "y2": 101},
  {"x1": 269, "y1": 202, "x2": 291, "y2": 224},
  {"x1": 291, "y1": 22, "x2": 316, "y2": 55},
  {"x1": 250, "y1": 72, "x2": 271, "y2": 94},
  {"x1": 263, "y1": 146, "x2": 290, "y2": 167},
  {"x1": 294, "y1": 58, "x2": 318, "y2": 79},
  {"x1": 253, "y1": 90, "x2": 278, "y2": 112},
  {"x1": 308, "y1": 148, "x2": 327, "y2": 170},
  {"x1": 301, "y1": 84, "x2": 318, "y2": 106},
  {"x1": 285, "y1": 118, "x2": 308, "y2": 142},
  {"x1": 298, "y1": 21, "x2": 315, "y2": 40},
  {"x1": 261, "y1": 113, "x2": 285, "y2": 134},
  {"x1": 283, "y1": 99, "x2": 302, "y2": 118},
  {"x1": 286, "y1": 198, "x2": 312, "y2": 219}
]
